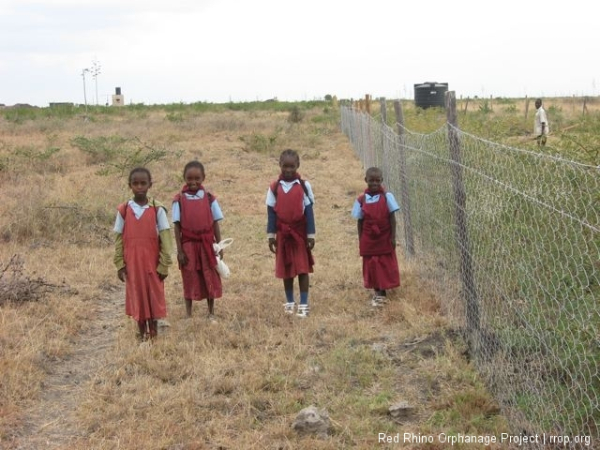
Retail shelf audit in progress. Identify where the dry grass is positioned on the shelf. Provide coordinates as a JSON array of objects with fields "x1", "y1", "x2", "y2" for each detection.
[
  {"x1": 0, "y1": 104, "x2": 509, "y2": 449},
  {"x1": 452, "y1": 95, "x2": 600, "y2": 115}
]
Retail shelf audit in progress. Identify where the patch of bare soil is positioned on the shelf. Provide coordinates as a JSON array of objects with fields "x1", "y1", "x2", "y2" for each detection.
[{"x1": 10, "y1": 286, "x2": 123, "y2": 450}]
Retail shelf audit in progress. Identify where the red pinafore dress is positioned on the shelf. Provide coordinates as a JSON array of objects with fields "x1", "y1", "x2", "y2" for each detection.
[
  {"x1": 358, "y1": 191, "x2": 400, "y2": 290},
  {"x1": 176, "y1": 191, "x2": 222, "y2": 300},
  {"x1": 120, "y1": 203, "x2": 167, "y2": 322},
  {"x1": 273, "y1": 182, "x2": 314, "y2": 279}
]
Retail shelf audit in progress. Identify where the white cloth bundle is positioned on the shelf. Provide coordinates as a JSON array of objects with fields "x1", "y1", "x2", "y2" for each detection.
[{"x1": 213, "y1": 238, "x2": 233, "y2": 278}]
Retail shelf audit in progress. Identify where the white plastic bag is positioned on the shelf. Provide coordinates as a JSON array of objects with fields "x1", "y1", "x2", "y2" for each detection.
[
  {"x1": 213, "y1": 238, "x2": 233, "y2": 278},
  {"x1": 215, "y1": 257, "x2": 230, "y2": 278}
]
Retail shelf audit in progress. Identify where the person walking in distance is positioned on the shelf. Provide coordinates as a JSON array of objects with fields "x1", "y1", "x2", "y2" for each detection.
[{"x1": 534, "y1": 98, "x2": 549, "y2": 147}]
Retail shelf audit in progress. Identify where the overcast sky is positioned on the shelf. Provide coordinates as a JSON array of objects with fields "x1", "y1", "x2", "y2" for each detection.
[{"x1": 1, "y1": 0, "x2": 598, "y2": 107}]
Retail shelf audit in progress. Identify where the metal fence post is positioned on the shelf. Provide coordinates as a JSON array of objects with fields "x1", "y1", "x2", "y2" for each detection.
[
  {"x1": 394, "y1": 100, "x2": 415, "y2": 257},
  {"x1": 380, "y1": 98, "x2": 387, "y2": 168},
  {"x1": 445, "y1": 91, "x2": 480, "y2": 336}
]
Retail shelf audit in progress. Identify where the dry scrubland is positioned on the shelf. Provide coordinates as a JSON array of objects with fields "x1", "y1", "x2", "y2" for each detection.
[
  {"x1": 393, "y1": 96, "x2": 600, "y2": 166},
  {"x1": 0, "y1": 105, "x2": 509, "y2": 449}
]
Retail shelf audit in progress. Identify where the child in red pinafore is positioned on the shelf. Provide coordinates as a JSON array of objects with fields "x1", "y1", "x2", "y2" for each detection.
[
  {"x1": 352, "y1": 166, "x2": 401, "y2": 307},
  {"x1": 113, "y1": 167, "x2": 173, "y2": 341},
  {"x1": 266, "y1": 149, "x2": 316, "y2": 318},
  {"x1": 172, "y1": 161, "x2": 225, "y2": 320}
]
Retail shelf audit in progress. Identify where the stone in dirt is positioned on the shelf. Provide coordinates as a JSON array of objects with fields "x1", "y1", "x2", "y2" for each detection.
[
  {"x1": 388, "y1": 401, "x2": 415, "y2": 420},
  {"x1": 292, "y1": 405, "x2": 330, "y2": 438}
]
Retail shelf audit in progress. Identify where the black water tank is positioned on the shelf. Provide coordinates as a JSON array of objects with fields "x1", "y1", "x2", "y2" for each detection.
[
  {"x1": 115, "y1": 87, "x2": 121, "y2": 95},
  {"x1": 414, "y1": 82, "x2": 448, "y2": 108}
]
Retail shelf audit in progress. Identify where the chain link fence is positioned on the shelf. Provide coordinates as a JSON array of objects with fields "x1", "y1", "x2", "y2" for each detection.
[{"x1": 341, "y1": 102, "x2": 599, "y2": 445}]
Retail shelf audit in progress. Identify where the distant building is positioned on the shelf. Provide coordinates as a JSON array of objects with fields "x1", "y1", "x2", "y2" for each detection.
[{"x1": 112, "y1": 87, "x2": 125, "y2": 106}]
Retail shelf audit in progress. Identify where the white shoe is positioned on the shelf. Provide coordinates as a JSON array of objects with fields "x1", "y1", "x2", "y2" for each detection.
[
  {"x1": 284, "y1": 302, "x2": 295, "y2": 314},
  {"x1": 371, "y1": 296, "x2": 387, "y2": 307},
  {"x1": 296, "y1": 304, "x2": 309, "y2": 318}
]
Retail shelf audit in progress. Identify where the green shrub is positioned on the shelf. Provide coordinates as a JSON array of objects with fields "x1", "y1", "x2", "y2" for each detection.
[
  {"x1": 166, "y1": 112, "x2": 185, "y2": 123},
  {"x1": 71, "y1": 135, "x2": 168, "y2": 175},
  {"x1": 288, "y1": 105, "x2": 304, "y2": 124},
  {"x1": 238, "y1": 131, "x2": 279, "y2": 153},
  {"x1": 71, "y1": 135, "x2": 124, "y2": 164},
  {"x1": 3, "y1": 107, "x2": 39, "y2": 123}
]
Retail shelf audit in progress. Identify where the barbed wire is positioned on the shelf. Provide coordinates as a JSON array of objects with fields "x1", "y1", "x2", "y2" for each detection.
[{"x1": 341, "y1": 106, "x2": 600, "y2": 445}]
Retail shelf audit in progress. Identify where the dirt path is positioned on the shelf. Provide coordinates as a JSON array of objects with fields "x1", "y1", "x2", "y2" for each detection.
[{"x1": 12, "y1": 288, "x2": 122, "y2": 450}]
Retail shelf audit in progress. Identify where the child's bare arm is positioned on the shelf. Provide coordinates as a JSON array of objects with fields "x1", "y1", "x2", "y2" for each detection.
[
  {"x1": 174, "y1": 222, "x2": 188, "y2": 266},
  {"x1": 213, "y1": 221, "x2": 223, "y2": 258}
]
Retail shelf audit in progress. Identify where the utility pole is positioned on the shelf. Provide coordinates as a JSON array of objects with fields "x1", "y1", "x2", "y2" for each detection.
[
  {"x1": 91, "y1": 60, "x2": 101, "y2": 106},
  {"x1": 81, "y1": 68, "x2": 90, "y2": 112}
]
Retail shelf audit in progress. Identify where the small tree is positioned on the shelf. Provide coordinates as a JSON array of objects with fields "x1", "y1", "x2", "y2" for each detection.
[{"x1": 288, "y1": 105, "x2": 304, "y2": 124}]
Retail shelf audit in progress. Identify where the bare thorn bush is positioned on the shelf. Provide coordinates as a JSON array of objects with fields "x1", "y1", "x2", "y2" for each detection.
[{"x1": 0, "y1": 255, "x2": 60, "y2": 305}]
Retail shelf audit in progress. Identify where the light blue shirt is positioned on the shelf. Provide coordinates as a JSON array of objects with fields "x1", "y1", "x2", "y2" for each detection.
[
  {"x1": 171, "y1": 190, "x2": 224, "y2": 223},
  {"x1": 351, "y1": 192, "x2": 400, "y2": 219},
  {"x1": 113, "y1": 200, "x2": 170, "y2": 233}
]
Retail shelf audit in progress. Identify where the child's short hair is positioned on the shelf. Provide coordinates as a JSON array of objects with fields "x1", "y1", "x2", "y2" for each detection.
[
  {"x1": 279, "y1": 149, "x2": 300, "y2": 166},
  {"x1": 183, "y1": 160, "x2": 205, "y2": 177},
  {"x1": 128, "y1": 167, "x2": 152, "y2": 183},
  {"x1": 365, "y1": 166, "x2": 382, "y2": 178}
]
